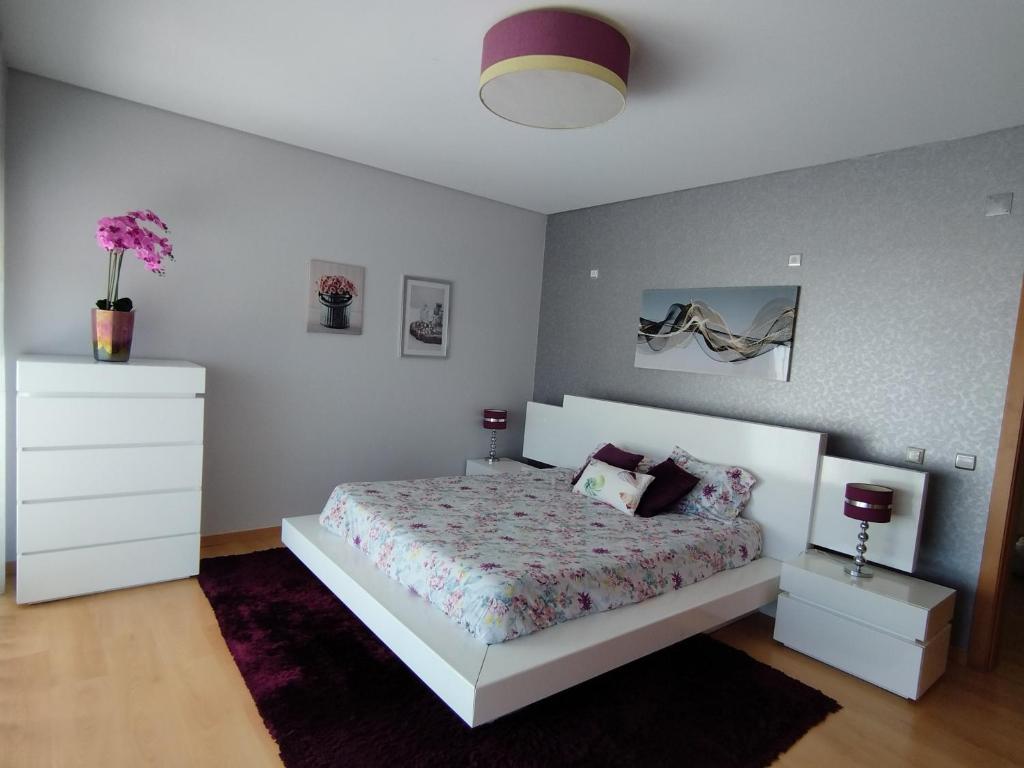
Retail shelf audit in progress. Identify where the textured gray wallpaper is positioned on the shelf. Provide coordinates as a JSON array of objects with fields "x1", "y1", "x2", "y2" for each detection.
[{"x1": 535, "y1": 126, "x2": 1024, "y2": 643}]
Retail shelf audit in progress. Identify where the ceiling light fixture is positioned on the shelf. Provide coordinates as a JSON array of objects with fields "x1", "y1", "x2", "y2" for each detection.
[{"x1": 479, "y1": 9, "x2": 631, "y2": 129}]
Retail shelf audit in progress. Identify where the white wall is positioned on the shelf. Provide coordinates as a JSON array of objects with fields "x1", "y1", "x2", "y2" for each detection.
[{"x1": 4, "y1": 72, "x2": 547, "y2": 559}]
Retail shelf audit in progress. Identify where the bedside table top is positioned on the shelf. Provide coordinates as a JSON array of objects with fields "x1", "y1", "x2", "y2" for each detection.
[
  {"x1": 465, "y1": 458, "x2": 533, "y2": 474},
  {"x1": 786, "y1": 550, "x2": 955, "y2": 610}
]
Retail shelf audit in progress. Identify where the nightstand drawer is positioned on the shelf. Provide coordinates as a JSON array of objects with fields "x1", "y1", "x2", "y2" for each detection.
[
  {"x1": 780, "y1": 552, "x2": 955, "y2": 641},
  {"x1": 775, "y1": 593, "x2": 951, "y2": 699}
]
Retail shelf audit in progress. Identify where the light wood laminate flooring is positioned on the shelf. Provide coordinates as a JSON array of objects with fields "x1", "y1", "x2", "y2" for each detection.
[{"x1": 3, "y1": 529, "x2": 1022, "y2": 767}]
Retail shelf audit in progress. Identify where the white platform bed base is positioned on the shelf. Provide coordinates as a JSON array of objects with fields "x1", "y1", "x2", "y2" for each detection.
[
  {"x1": 283, "y1": 515, "x2": 780, "y2": 726},
  {"x1": 283, "y1": 396, "x2": 839, "y2": 726}
]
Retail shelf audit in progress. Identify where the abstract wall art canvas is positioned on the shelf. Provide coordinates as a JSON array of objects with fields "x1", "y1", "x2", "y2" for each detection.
[
  {"x1": 307, "y1": 260, "x2": 365, "y2": 335},
  {"x1": 400, "y1": 276, "x2": 451, "y2": 358},
  {"x1": 635, "y1": 285, "x2": 799, "y2": 381}
]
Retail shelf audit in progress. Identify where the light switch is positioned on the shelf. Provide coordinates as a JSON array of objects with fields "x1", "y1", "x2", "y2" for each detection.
[
  {"x1": 788, "y1": 254, "x2": 802, "y2": 267},
  {"x1": 955, "y1": 453, "x2": 976, "y2": 471},
  {"x1": 905, "y1": 447, "x2": 925, "y2": 465},
  {"x1": 590, "y1": 269, "x2": 599, "y2": 279}
]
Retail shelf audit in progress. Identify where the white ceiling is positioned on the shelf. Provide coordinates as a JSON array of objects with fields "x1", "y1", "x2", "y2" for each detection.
[{"x1": 2, "y1": 1, "x2": 1023, "y2": 214}]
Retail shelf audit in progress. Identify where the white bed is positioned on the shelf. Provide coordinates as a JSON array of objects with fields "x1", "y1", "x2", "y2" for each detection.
[
  {"x1": 283, "y1": 395, "x2": 835, "y2": 726},
  {"x1": 317, "y1": 467, "x2": 764, "y2": 644}
]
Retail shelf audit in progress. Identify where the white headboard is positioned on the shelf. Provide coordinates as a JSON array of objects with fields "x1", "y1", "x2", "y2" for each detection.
[{"x1": 524, "y1": 396, "x2": 827, "y2": 562}]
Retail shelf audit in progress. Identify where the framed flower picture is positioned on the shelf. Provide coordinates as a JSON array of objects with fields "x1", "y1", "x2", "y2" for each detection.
[
  {"x1": 400, "y1": 276, "x2": 451, "y2": 358},
  {"x1": 307, "y1": 260, "x2": 365, "y2": 335}
]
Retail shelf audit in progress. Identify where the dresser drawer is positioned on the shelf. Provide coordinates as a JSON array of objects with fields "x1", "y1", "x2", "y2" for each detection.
[
  {"x1": 780, "y1": 554, "x2": 955, "y2": 642},
  {"x1": 775, "y1": 593, "x2": 950, "y2": 699},
  {"x1": 18, "y1": 397, "x2": 204, "y2": 448},
  {"x1": 17, "y1": 357, "x2": 205, "y2": 395},
  {"x1": 16, "y1": 534, "x2": 200, "y2": 604},
  {"x1": 18, "y1": 490, "x2": 201, "y2": 553},
  {"x1": 19, "y1": 444, "x2": 203, "y2": 501}
]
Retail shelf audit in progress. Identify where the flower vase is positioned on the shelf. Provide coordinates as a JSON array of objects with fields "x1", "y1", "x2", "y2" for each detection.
[
  {"x1": 319, "y1": 292, "x2": 353, "y2": 329},
  {"x1": 92, "y1": 308, "x2": 135, "y2": 362}
]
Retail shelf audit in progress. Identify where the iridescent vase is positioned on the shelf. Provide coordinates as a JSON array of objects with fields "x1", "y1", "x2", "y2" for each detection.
[
  {"x1": 92, "y1": 308, "x2": 135, "y2": 362},
  {"x1": 319, "y1": 292, "x2": 353, "y2": 329}
]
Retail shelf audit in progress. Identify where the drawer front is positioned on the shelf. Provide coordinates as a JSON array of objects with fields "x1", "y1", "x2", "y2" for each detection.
[
  {"x1": 18, "y1": 490, "x2": 201, "y2": 553},
  {"x1": 18, "y1": 397, "x2": 204, "y2": 448},
  {"x1": 19, "y1": 444, "x2": 203, "y2": 501},
  {"x1": 774, "y1": 593, "x2": 949, "y2": 699},
  {"x1": 17, "y1": 359, "x2": 205, "y2": 395},
  {"x1": 781, "y1": 562, "x2": 931, "y2": 641},
  {"x1": 16, "y1": 534, "x2": 200, "y2": 604}
]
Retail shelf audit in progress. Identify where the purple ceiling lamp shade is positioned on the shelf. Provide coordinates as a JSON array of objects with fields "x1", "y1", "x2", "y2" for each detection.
[
  {"x1": 479, "y1": 9, "x2": 631, "y2": 129},
  {"x1": 842, "y1": 483, "x2": 894, "y2": 578},
  {"x1": 482, "y1": 408, "x2": 508, "y2": 464}
]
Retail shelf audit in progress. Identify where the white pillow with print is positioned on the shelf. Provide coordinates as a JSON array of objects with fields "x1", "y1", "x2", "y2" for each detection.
[
  {"x1": 670, "y1": 446, "x2": 757, "y2": 519},
  {"x1": 572, "y1": 459, "x2": 655, "y2": 516}
]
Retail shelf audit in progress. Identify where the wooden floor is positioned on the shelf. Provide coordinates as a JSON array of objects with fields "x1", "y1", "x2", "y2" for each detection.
[{"x1": 3, "y1": 529, "x2": 1023, "y2": 768}]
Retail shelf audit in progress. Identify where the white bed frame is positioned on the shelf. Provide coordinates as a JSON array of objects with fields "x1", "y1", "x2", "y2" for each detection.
[{"x1": 284, "y1": 395, "x2": 835, "y2": 726}]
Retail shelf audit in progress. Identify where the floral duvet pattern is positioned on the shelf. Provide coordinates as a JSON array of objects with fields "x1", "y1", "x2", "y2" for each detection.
[{"x1": 318, "y1": 469, "x2": 762, "y2": 644}]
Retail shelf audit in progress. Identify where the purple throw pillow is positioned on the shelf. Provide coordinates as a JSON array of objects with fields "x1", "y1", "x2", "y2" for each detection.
[
  {"x1": 635, "y1": 459, "x2": 701, "y2": 518},
  {"x1": 570, "y1": 443, "x2": 644, "y2": 486}
]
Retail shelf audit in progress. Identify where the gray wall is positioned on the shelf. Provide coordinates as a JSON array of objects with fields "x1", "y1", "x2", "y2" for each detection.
[
  {"x1": 0, "y1": 61, "x2": 6, "y2": 591},
  {"x1": 4, "y1": 72, "x2": 547, "y2": 559},
  {"x1": 535, "y1": 126, "x2": 1024, "y2": 643}
]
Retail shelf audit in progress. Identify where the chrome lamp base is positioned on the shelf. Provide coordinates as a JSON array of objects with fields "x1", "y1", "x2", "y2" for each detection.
[
  {"x1": 844, "y1": 520, "x2": 875, "y2": 578},
  {"x1": 486, "y1": 429, "x2": 498, "y2": 464}
]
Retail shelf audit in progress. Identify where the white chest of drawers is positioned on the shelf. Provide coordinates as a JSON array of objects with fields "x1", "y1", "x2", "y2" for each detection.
[
  {"x1": 773, "y1": 550, "x2": 956, "y2": 699},
  {"x1": 16, "y1": 355, "x2": 206, "y2": 603}
]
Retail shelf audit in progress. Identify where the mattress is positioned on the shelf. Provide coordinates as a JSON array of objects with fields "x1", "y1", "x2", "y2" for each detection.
[{"x1": 319, "y1": 468, "x2": 762, "y2": 644}]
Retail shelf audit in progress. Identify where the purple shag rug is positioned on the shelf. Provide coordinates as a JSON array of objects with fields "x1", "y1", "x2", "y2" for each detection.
[{"x1": 199, "y1": 548, "x2": 839, "y2": 768}]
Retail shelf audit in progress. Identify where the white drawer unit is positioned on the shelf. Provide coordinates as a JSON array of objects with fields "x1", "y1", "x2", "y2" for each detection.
[
  {"x1": 773, "y1": 550, "x2": 956, "y2": 700},
  {"x1": 16, "y1": 355, "x2": 206, "y2": 603}
]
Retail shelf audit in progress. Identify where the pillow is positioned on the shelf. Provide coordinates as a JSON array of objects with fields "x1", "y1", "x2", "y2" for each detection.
[
  {"x1": 572, "y1": 459, "x2": 654, "y2": 516},
  {"x1": 570, "y1": 442, "x2": 644, "y2": 486},
  {"x1": 634, "y1": 458, "x2": 701, "y2": 518},
  {"x1": 671, "y1": 447, "x2": 757, "y2": 519}
]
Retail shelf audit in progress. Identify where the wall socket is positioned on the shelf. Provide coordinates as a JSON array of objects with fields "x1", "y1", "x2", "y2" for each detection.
[
  {"x1": 905, "y1": 446, "x2": 925, "y2": 465},
  {"x1": 590, "y1": 269, "x2": 599, "y2": 279}
]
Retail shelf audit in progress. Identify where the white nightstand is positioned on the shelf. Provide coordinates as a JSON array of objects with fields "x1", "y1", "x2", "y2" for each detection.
[
  {"x1": 465, "y1": 458, "x2": 534, "y2": 476},
  {"x1": 773, "y1": 549, "x2": 956, "y2": 700}
]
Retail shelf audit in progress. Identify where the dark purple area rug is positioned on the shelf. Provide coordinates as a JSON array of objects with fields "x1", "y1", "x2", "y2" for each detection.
[{"x1": 199, "y1": 548, "x2": 839, "y2": 768}]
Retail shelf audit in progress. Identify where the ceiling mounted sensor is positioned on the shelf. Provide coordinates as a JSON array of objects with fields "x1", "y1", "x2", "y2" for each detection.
[{"x1": 479, "y1": 9, "x2": 631, "y2": 129}]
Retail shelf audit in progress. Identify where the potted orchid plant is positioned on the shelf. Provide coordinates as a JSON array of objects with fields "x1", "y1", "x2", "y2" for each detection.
[
  {"x1": 93, "y1": 210, "x2": 174, "y2": 361},
  {"x1": 317, "y1": 274, "x2": 358, "y2": 329}
]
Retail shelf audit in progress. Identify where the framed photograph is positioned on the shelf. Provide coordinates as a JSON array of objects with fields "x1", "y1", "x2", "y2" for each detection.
[
  {"x1": 635, "y1": 285, "x2": 799, "y2": 382},
  {"x1": 400, "y1": 276, "x2": 451, "y2": 358},
  {"x1": 307, "y1": 259, "x2": 365, "y2": 335}
]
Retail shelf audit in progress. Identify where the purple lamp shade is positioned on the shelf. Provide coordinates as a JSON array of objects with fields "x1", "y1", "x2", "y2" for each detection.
[
  {"x1": 482, "y1": 409, "x2": 508, "y2": 431},
  {"x1": 843, "y1": 483, "x2": 894, "y2": 524}
]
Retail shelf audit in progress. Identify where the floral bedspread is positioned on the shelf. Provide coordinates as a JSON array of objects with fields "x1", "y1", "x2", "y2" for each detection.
[{"x1": 318, "y1": 469, "x2": 762, "y2": 644}]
